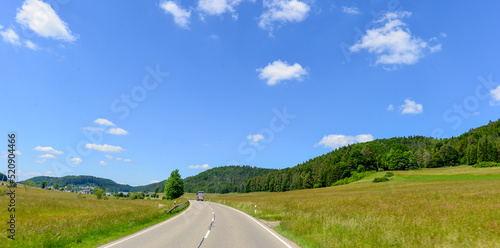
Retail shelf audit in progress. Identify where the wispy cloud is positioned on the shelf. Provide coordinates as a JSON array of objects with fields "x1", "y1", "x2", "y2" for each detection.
[
  {"x1": 198, "y1": 0, "x2": 252, "y2": 20},
  {"x1": 490, "y1": 85, "x2": 500, "y2": 106},
  {"x1": 99, "y1": 160, "x2": 108, "y2": 166},
  {"x1": 150, "y1": 180, "x2": 160, "y2": 183},
  {"x1": 93, "y1": 118, "x2": 115, "y2": 126},
  {"x1": 247, "y1": 134, "x2": 264, "y2": 145},
  {"x1": 257, "y1": 60, "x2": 307, "y2": 86},
  {"x1": 16, "y1": 0, "x2": 77, "y2": 41},
  {"x1": 315, "y1": 134, "x2": 374, "y2": 149},
  {"x1": 107, "y1": 127, "x2": 129, "y2": 135},
  {"x1": 1, "y1": 28, "x2": 21, "y2": 46},
  {"x1": 39, "y1": 153, "x2": 57, "y2": 159},
  {"x1": 400, "y1": 98, "x2": 423, "y2": 114},
  {"x1": 342, "y1": 6, "x2": 360, "y2": 15},
  {"x1": 188, "y1": 164, "x2": 211, "y2": 169},
  {"x1": 160, "y1": 1, "x2": 191, "y2": 29},
  {"x1": 70, "y1": 157, "x2": 82, "y2": 164},
  {"x1": 1, "y1": 150, "x2": 21, "y2": 158},
  {"x1": 33, "y1": 146, "x2": 64, "y2": 155},
  {"x1": 84, "y1": 144, "x2": 125, "y2": 153},
  {"x1": 25, "y1": 40, "x2": 38, "y2": 50},
  {"x1": 83, "y1": 127, "x2": 104, "y2": 131},
  {"x1": 259, "y1": 0, "x2": 310, "y2": 34},
  {"x1": 387, "y1": 104, "x2": 394, "y2": 111}
]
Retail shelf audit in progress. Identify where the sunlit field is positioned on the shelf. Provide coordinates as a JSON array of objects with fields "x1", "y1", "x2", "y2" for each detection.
[
  {"x1": 209, "y1": 166, "x2": 500, "y2": 248},
  {"x1": 0, "y1": 186, "x2": 191, "y2": 248}
]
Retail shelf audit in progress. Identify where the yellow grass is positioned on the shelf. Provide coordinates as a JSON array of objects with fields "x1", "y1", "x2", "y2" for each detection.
[
  {"x1": 0, "y1": 186, "x2": 190, "y2": 248},
  {"x1": 208, "y1": 166, "x2": 500, "y2": 247}
]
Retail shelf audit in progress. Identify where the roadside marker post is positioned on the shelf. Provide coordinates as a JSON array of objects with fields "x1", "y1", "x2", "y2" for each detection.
[{"x1": 255, "y1": 205, "x2": 257, "y2": 214}]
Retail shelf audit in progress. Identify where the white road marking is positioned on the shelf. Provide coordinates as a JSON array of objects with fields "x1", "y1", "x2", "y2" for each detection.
[
  {"x1": 204, "y1": 230, "x2": 211, "y2": 239},
  {"x1": 100, "y1": 201, "x2": 192, "y2": 248},
  {"x1": 215, "y1": 203, "x2": 293, "y2": 248}
]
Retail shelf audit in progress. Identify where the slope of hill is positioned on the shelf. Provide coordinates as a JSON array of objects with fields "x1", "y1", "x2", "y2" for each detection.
[
  {"x1": 24, "y1": 175, "x2": 132, "y2": 192},
  {"x1": 184, "y1": 165, "x2": 276, "y2": 193},
  {"x1": 22, "y1": 165, "x2": 276, "y2": 194},
  {"x1": 245, "y1": 119, "x2": 500, "y2": 192}
]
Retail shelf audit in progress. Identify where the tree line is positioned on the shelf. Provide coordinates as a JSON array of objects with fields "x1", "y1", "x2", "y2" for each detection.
[
  {"x1": 184, "y1": 165, "x2": 275, "y2": 193},
  {"x1": 245, "y1": 119, "x2": 500, "y2": 193}
]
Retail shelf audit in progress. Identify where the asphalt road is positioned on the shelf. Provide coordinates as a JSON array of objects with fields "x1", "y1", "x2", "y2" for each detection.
[{"x1": 99, "y1": 200, "x2": 300, "y2": 248}]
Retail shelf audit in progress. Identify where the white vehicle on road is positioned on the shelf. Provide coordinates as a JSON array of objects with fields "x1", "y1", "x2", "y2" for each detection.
[{"x1": 197, "y1": 191, "x2": 205, "y2": 201}]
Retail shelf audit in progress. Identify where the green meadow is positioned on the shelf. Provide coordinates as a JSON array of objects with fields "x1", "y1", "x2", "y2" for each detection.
[
  {"x1": 0, "y1": 187, "x2": 190, "y2": 248},
  {"x1": 209, "y1": 165, "x2": 500, "y2": 248}
]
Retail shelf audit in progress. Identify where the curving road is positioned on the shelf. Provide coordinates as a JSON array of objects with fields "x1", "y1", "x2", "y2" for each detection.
[{"x1": 99, "y1": 200, "x2": 300, "y2": 248}]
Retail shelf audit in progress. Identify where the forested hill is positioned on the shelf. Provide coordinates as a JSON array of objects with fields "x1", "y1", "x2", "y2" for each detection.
[
  {"x1": 245, "y1": 119, "x2": 500, "y2": 193},
  {"x1": 24, "y1": 175, "x2": 133, "y2": 192},
  {"x1": 184, "y1": 165, "x2": 276, "y2": 193},
  {"x1": 21, "y1": 165, "x2": 276, "y2": 194}
]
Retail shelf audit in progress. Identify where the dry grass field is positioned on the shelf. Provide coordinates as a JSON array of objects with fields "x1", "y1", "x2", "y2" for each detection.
[
  {"x1": 0, "y1": 187, "x2": 191, "y2": 248},
  {"x1": 208, "y1": 166, "x2": 500, "y2": 248}
]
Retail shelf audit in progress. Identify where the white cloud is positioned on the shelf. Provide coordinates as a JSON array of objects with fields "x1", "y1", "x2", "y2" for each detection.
[
  {"x1": 247, "y1": 134, "x2": 264, "y2": 144},
  {"x1": 490, "y1": 85, "x2": 500, "y2": 105},
  {"x1": 123, "y1": 158, "x2": 132, "y2": 162},
  {"x1": 1, "y1": 28, "x2": 21, "y2": 46},
  {"x1": 99, "y1": 160, "x2": 108, "y2": 166},
  {"x1": 115, "y1": 157, "x2": 123, "y2": 161},
  {"x1": 33, "y1": 146, "x2": 64, "y2": 155},
  {"x1": 105, "y1": 155, "x2": 113, "y2": 160},
  {"x1": 315, "y1": 134, "x2": 374, "y2": 149},
  {"x1": 198, "y1": 0, "x2": 250, "y2": 19},
  {"x1": 440, "y1": 32, "x2": 447, "y2": 38},
  {"x1": 257, "y1": 60, "x2": 308, "y2": 86},
  {"x1": 259, "y1": 0, "x2": 310, "y2": 34},
  {"x1": 0, "y1": 25, "x2": 3, "y2": 29},
  {"x1": 83, "y1": 127, "x2": 104, "y2": 131},
  {"x1": 207, "y1": 34, "x2": 219, "y2": 40},
  {"x1": 150, "y1": 180, "x2": 160, "y2": 183},
  {"x1": 25, "y1": 40, "x2": 38, "y2": 50},
  {"x1": 84, "y1": 144, "x2": 125, "y2": 153},
  {"x1": 429, "y1": 44, "x2": 441, "y2": 53},
  {"x1": 160, "y1": 1, "x2": 191, "y2": 29},
  {"x1": 342, "y1": 6, "x2": 360, "y2": 15},
  {"x1": 16, "y1": 0, "x2": 76, "y2": 41},
  {"x1": 350, "y1": 11, "x2": 440, "y2": 66},
  {"x1": 39, "y1": 153, "x2": 56, "y2": 159},
  {"x1": 387, "y1": 104, "x2": 394, "y2": 111},
  {"x1": 400, "y1": 98, "x2": 423, "y2": 114},
  {"x1": 93, "y1": 118, "x2": 115, "y2": 126},
  {"x1": 188, "y1": 164, "x2": 212, "y2": 169},
  {"x1": 70, "y1": 157, "x2": 82, "y2": 164},
  {"x1": 107, "y1": 127, "x2": 129, "y2": 135},
  {"x1": 35, "y1": 159, "x2": 46, "y2": 163},
  {"x1": 1, "y1": 150, "x2": 22, "y2": 158}
]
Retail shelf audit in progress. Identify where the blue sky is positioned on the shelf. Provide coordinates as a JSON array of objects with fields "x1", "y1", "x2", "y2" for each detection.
[{"x1": 1, "y1": 0, "x2": 500, "y2": 186}]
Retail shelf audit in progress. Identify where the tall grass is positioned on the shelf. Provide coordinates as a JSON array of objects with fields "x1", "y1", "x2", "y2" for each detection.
[
  {"x1": 209, "y1": 166, "x2": 500, "y2": 247},
  {"x1": 0, "y1": 187, "x2": 190, "y2": 248}
]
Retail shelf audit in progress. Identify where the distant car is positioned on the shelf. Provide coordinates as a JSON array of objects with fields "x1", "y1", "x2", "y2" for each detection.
[{"x1": 197, "y1": 191, "x2": 205, "y2": 201}]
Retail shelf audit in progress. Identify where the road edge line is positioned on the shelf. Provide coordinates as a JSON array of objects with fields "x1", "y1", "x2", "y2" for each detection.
[
  {"x1": 210, "y1": 202, "x2": 294, "y2": 248},
  {"x1": 99, "y1": 200, "x2": 193, "y2": 248}
]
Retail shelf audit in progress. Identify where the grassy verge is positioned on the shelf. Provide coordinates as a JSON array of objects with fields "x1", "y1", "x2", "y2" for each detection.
[
  {"x1": 0, "y1": 186, "x2": 191, "y2": 248},
  {"x1": 208, "y1": 166, "x2": 500, "y2": 247}
]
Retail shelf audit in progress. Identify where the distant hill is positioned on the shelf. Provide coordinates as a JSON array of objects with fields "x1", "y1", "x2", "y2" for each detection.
[
  {"x1": 184, "y1": 165, "x2": 276, "y2": 193},
  {"x1": 24, "y1": 175, "x2": 133, "y2": 192},
  {"x1": 22, "y1": 165, "x2": 276, "y2": 194},
  {"x1": 245, "y1": 119, "x2": 500, "y2": 193}
]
